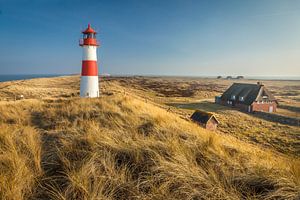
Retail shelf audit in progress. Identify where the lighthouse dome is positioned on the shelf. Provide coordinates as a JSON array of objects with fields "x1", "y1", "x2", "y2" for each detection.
[{"x1": 82, "y1": 24, "x2": 97, "y2": 34}]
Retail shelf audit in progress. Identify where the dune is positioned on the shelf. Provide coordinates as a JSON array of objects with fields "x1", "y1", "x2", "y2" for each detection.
[{"x1": 0, "y1": 76, "x2": 299, "y2": 199}]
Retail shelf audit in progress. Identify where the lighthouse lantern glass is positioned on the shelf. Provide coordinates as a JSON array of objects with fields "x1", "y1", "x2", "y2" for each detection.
[{"x1": 83, "y1": 33, "x2": 96, "y2": 39}]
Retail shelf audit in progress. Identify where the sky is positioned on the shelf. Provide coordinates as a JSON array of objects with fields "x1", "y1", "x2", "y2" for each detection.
[{"x1": 0, "y1": 0, "x2": 300, "y2": 76}]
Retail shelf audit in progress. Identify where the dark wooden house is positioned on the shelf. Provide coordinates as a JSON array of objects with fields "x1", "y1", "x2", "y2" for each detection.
[
  {"x1": 191, "y1": 110, "x2": 219, "y2": 131},
  {"x1": 217, "y1": 82, "x2": 277, "y2": 113}
]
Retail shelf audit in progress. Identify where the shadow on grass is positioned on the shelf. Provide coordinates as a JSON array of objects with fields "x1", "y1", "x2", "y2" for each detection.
[
  {"x1": 278, "y1": 104, "x2": 300, "y2": 113},
  {"x1": 167, "y1": 101, "x2": 230, "y2": 112},
  {"x1": 30, "y1": 108, "x2": 68, "y2": 199},
  {"x1": 32, "y1": 131, "x2": 68, "y2": 199},
  {"x1": 251, "y1": 111, "x2": 300, "y2": 127}
]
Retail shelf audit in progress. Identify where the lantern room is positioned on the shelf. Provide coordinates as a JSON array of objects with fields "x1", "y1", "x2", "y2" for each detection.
[{"x1": 79, "y1": 24, "x2": 99, "y2": 46}]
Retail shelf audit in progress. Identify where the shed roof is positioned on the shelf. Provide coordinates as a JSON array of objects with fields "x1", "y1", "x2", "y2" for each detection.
[
  {"x1": 191, "y1": 110, "x2": 219, "y2": 124},
  {"x1": 221, "y1": 83, "x2": 276, "y2": 105}
]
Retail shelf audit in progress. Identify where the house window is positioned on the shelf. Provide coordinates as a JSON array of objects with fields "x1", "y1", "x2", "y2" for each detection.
[
  {"x1": 231, "y1": 95, "x2": 236, "y2": 100},
  {"x1": 239, "y1": 96, "x2": 244, "y2": 101}
]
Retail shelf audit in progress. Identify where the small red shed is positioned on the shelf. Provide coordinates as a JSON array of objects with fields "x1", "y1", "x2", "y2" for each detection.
[{"x1": 191, "y1": 110, "x2": 219, "y2": 131}]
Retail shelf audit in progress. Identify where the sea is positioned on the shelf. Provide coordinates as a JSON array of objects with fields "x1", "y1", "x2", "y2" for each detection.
[
  {"x1": 0, "y1": 74, "x2": 68, "y2": 82},
  {"x1": 0, "y1": 74, "x2": 299, "y2": 83}
]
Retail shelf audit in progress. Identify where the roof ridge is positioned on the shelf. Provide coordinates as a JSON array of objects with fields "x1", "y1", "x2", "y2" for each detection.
[
  {"x1": 195, "y1": 109, "x2": 213, "y2": 116},
  {"x1": 233, "y1": 82, "x2": 260, "y2": 86}
]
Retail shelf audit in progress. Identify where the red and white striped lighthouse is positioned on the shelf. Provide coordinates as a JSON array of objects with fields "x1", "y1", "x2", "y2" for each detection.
[{"x1": 79, "y1": 24, "x2": 100, "y2": 98}]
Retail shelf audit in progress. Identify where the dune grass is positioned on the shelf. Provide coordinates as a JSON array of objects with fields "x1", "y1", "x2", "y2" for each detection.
[
  {"x1": 169, "y1": 101, "x2": 300, "y2": 156},
  {"x1": 0, "y1": 92, "x2": 299, "y2": 199},
  {"x1": 0, "y1": 125, "x2": 42, "y2": 200}
]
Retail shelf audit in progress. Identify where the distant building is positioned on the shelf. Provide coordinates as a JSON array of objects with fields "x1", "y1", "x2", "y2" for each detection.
[
  {"x1": 216, "y1": 82, "x2": 277, "y2": 113},
  {"x1": 101, "y1": 73, "x2": 111, "y2": 77},
  {"x1": 191, "y1": 110, "x2": 219, "y2": 131}
]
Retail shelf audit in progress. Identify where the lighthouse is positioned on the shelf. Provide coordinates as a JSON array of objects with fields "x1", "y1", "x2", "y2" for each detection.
[{"x1": 79, "y1": 24, "x2": 100, "y2": 98}]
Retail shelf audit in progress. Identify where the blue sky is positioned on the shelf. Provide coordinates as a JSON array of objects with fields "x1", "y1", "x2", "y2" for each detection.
[{"x1": 0, "y1": 0, "x2": 299, "y2": 76}]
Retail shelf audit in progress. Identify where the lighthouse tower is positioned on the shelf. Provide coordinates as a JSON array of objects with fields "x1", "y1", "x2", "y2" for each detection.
[{"x1": 79, "y1": 24, "x2": 100, "y2": 98}]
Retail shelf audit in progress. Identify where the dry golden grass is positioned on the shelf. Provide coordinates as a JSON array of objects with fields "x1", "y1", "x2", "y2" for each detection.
[
  {"x1": 111, "y1": 76, "x2": 300, "y2": 157},
  {"x1": 0, "y1": 125, "x2": 42, "y2": 200},
  {"x1": 0, "y1": 76, "x2": 299, "y2": 199},
  {"x1": 169, "y1": 101, "x2": 300, "y2": 156}
]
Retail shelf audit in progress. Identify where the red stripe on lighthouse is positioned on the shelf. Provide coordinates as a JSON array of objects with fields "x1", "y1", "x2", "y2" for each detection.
[{"x1": 81, "y1": 61, "x2": 98, "y2": 76}]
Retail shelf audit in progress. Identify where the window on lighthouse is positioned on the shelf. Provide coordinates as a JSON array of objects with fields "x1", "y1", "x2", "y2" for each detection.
[{"x1": 87, "y1": 33, "x2": 95, "y2": 38}]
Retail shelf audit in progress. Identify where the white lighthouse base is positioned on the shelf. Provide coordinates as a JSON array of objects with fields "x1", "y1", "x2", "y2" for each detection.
[{"x1": 80, "y1": 76, "x2": 99, "y2": 98}]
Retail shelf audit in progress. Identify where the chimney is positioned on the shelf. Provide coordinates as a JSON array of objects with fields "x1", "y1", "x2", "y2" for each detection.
[{"x1": 257, "y1": 82, "x2": 264, "y2": 86}]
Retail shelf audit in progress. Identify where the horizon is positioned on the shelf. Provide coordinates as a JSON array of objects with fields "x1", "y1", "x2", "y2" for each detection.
[
  {"x1": 0, "y1": 0, "x2": 300, "y2": 76},
  {"x1": 1, "y1": 73, "x2": 300, "y2": 77},
  {"x1": 0, "y1": 74, "x2": 300, "y2": 81}
]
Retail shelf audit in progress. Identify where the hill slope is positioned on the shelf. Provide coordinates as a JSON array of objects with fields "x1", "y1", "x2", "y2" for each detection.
[{"x1": 0, "y1": 76, "x2": 299, "y2": 199}]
